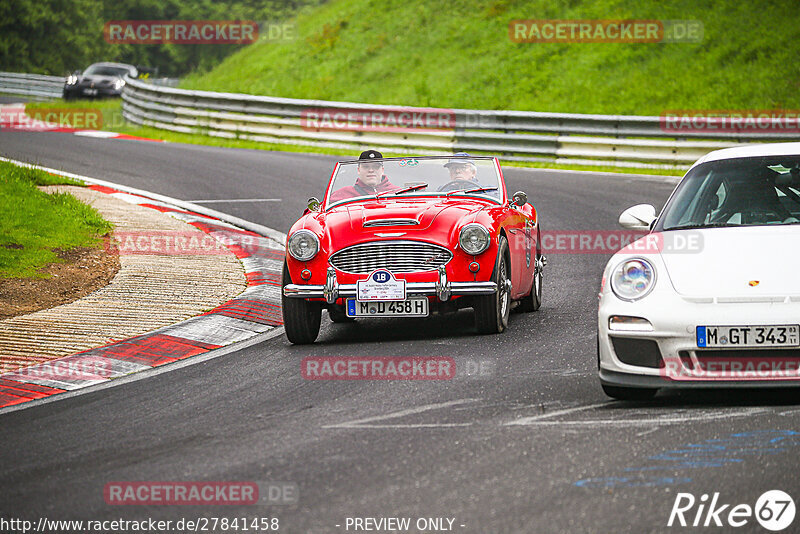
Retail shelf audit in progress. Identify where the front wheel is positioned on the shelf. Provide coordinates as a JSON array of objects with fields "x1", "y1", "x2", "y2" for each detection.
[
  {"x1": 474, "y1": 237, "x2": 511, "y2": 334},
  {"x1": 282, "y1": 263, "x2": 321, "y2": 344}
]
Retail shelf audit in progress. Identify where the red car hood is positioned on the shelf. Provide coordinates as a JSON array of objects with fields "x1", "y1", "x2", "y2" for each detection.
[{"x1": 321, "y1": 197, "x2": 492, "y2": 249}]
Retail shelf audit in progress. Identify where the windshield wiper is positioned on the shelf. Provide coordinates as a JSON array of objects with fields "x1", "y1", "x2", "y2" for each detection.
[
  {"x1": 376, "y1": 183, "x2": 428, "y2": 198},
  {"x1": 664, "y1": 222, "x2": 743, "y2": 230},
  {"x1": 445, "y1": 186, "x2": 498, "y2": 196}
]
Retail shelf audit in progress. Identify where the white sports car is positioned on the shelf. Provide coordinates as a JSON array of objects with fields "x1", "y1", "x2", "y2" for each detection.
[{"x1": 598, "y1": 142, "x2": 800, "y2": 400}]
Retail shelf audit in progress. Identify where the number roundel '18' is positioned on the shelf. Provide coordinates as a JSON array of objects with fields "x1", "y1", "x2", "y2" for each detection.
[{"x1": 372, "y1": 269, "x2": 392, "y2": 283}]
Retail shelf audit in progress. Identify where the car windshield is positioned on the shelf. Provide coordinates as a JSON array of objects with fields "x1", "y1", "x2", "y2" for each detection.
[
  {"x1": 657, "y1": 155, "x2": 800, "y2": 231},
  {"x1": 83, "y1": 65, "x2": 130, "y2": 77},
  {"x1": 325, "y1": 156, "x2": 502, "y2": 209}
]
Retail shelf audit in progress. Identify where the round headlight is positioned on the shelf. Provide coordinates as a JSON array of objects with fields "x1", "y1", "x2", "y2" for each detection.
[
  {"x1": 287, "y1": 230, "x2": 319, "y2": 261},
  {"x1": 610, "y1": 258, "x2": 656, "y2": 301},
  {"x1": 459, "y1": 223, "x2": 490, "y2": 255}
]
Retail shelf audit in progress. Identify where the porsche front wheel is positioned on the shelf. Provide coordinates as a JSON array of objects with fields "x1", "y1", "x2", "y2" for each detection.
[
  {"x1": 282, "y1": 264, "x2": 321, "y2": 344},
  {"x1": 474, "y1": 237, "x2": 511, "y2": 334}
]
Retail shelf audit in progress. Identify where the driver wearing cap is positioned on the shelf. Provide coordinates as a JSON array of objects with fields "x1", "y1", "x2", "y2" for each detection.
[
  {"x1": 439, "y1": 152, "x2": 480, "y2": 191},
  {"x1": 445, "y1": 153, "x2": 478, "y2": 181},
  {"x1": 330, "y1": 150, "x2": 399, "y2": 203}
]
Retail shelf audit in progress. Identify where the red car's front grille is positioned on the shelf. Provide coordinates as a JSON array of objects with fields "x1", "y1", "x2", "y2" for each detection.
[{"x1": 329, "y1": 240, "x2": 452, "y2": 274}]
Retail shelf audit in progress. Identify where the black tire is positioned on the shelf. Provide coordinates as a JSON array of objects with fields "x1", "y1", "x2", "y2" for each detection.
[
  {"x1": 518, "y1": 230, "x2": 542, "y2": 313},
  {"x1": 474, "y1": 236, "x2": 511, "y2": 334},
  {"x1": 328, "y1": 305, "x2": 354, "y2": 323},
  {"x1": 596, "y1": 335, "x2": 601, "y2": 370},
  {"x1": 601, "y1": 384, "x2": 658, "y2": 401},
  {"x1": 281, "y1": 263, "x2": 321, "y2": 344}
]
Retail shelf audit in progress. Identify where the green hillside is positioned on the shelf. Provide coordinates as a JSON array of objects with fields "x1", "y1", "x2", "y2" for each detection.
[{"x1": 182, "y1": 0, "x2": 800, "y2": 114}]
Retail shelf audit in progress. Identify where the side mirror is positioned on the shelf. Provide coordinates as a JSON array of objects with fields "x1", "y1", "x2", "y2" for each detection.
[
  {"x1": 307, "y1": 197, "x2": 321, "y2": 212},
  {"x1": 619, "y1": 204, "x2": 657, "y2": 230},
  {"x1": 512, "y1": 191, "x2": 528, "y2": 207}
]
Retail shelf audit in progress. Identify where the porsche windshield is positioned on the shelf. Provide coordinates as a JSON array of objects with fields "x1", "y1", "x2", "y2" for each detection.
[
  {"x1": 83, "y1": 65, "x2": 130, "y2": 77},
  {"x1": 657, "y1": 156, "x2": 800, "y2": 230},
  {"x1": 326, "y1": 156, "x2": 502, "y2": 208}
]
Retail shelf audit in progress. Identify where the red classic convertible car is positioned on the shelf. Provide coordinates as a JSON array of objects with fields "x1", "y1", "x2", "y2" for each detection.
[{"x1": 281, "y1": 154, "x2": 545, "y2": 344}]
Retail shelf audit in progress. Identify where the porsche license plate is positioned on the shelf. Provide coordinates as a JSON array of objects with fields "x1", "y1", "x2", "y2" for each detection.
[
  {"x1": 346, "y1": 298, "x2": 429, "y2": 317},
  {"x1": 83, "y1": 88, "x2": 98, "y2": 96},
  {"x1": 697, "y1": 325, "x2": 800, "y2": 348}
]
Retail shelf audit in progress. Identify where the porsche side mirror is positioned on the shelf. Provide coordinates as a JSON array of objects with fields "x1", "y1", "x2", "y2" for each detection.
[
  {"x1": 512, "y1": 191, "x2": 528, "y2": 207},
  {"x1": 619, "y1": 204, "x2": 657, "y2": 230},
  {"x1": 307, "y1": 197, "x2": 321, "y2": 212}
]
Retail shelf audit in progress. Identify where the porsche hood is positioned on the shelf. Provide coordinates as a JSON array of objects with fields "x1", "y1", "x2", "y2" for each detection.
[{"x1": 655, "y1": 226, "x2": 800, "y2": 298}]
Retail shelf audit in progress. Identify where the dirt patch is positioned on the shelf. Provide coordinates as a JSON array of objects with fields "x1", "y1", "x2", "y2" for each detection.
[{"x1": 0, "y1": 236, "x2": 120, "y2": 320}]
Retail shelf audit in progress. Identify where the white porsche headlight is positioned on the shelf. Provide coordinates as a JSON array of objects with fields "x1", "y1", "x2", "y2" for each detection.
[
  {"x1": 459, "y1": 223, "x2": 490, "y2": 255},
  {"x1": 287, "y1": 230, "x2": 319, "y2": 261},
  {"x1": 610, "y1": 258, "x2": 656, "y2": 301}
]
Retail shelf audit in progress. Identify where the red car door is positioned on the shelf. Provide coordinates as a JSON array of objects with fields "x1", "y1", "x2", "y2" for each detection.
[
  {"x1": 513, "y1": 202, "x2": 538, "y2": 299},
  {"x1": 501, "y1": 203, "x2": 532, "y2": 299}
]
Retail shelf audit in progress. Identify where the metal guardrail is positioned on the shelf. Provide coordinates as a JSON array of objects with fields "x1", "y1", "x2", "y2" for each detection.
[
  {"x1": 3, "y1": 70, "x2": 796, "y2": 169},
  {"x1": 122, "y1": 77, "x2": 800, "y2": 169},
  {"x1": 0, "y1": 72, "x2": 178, "y2": 100},
  {"x1": 149, "y1": 77, "x2": 181, "y2": 88},
  {"x1": 0, "y1": 72, "x2": 65, "y2": 100}
]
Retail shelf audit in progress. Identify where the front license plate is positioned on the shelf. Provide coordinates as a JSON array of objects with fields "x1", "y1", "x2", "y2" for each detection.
[
  {"x1": 697, "y1": 325, "x2": 800, "y2": 348},
  {"x1": 83, "y1": 88, "x2": 98, "y2": 96},
  {"x1": 346, "y1": 298, "x2": 429, "y2": 317}
]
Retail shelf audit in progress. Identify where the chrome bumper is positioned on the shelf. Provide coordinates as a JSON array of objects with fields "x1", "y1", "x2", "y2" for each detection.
[{"x1": 284, "y1": 266, "x2": 497, "y2": 304}]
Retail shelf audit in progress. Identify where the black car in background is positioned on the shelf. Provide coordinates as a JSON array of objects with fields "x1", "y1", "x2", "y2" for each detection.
[{"x1": 63, "y1": 62, "x2": 138, "y2": 100}]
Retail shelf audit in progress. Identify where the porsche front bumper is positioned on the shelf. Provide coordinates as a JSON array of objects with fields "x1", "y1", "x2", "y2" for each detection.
[{"x1": 598, "y1": 292, "x2": 800, "y2": 386}]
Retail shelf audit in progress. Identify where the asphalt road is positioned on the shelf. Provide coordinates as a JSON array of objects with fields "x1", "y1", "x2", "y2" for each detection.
[{"x1": 2, "y1": 130, "x2": 799, "y2": 534}]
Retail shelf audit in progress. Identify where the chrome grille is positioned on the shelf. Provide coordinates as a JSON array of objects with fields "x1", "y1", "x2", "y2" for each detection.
[{"x1": 330, "y1": 240, "x2": 452, "y2": 274}]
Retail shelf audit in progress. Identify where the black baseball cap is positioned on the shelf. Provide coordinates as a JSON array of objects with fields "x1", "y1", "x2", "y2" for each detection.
[{"x1": 359, "y1": 149, "x2": 383, "y2": 161}]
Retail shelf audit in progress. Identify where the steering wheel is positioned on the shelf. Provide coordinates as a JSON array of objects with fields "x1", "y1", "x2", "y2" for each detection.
[
  {"x1": 741, "y1": 208, "x2": 785, "y2": 224},
  {"x1": 437, "y1": 179, "x2": 479, "y2": 192}
]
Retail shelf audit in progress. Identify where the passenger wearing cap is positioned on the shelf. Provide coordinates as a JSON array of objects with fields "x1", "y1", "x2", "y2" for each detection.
[
  {"x1": 330, "y1": 150, "x2": 399, "y2": 203},
  {"x1": 439, "y1": 152, "x2": 480, "y2": 191}
]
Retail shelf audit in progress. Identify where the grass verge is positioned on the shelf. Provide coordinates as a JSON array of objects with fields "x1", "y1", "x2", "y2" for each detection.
[{"x1": 0, "y1": 161, "x2": 112, "y2": 278}]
